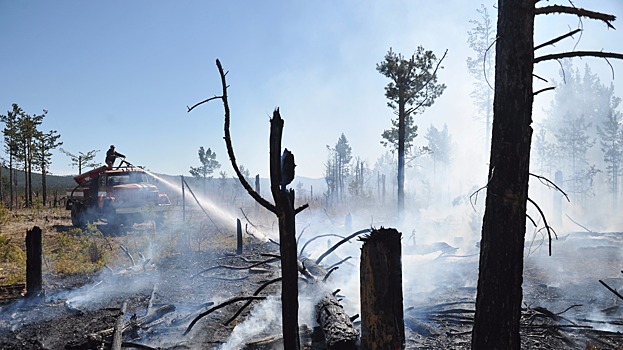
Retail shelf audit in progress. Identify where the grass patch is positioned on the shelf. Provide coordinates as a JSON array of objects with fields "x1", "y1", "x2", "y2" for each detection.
[{"x1": 45, "y1": 225, "x2": 109, "y2": 275}]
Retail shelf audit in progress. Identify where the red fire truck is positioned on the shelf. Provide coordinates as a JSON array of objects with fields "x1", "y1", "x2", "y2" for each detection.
[{"x1": 66, "y1": 161, "x2": 171, "y2": 228}]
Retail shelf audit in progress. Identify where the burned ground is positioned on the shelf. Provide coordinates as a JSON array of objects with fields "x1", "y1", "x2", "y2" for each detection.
[{"x1": 1, "y1": 208, "x2": 623, "y2": 349}]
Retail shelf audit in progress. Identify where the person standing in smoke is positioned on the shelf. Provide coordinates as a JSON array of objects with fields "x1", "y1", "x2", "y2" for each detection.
[{"x1": 105, "y1": 145, "x2": 125, "y2": 168}]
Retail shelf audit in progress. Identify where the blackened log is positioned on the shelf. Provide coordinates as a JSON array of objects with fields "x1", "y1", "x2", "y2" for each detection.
[
  {"x1": 360, "y1": 228, "x2": 405, "y2": 350},
  {"x1": 315, "y1": 293, "x2": 359, "y2": 350},
  {"x1": 298, "y1": 256, "x2": 359, "y2": 348},
  {"x1": 111, "y1": 301, "x2": 128, "y2": 350},
  {"x1": 25, "y1": 226, "x2": 42, "y2": 297}
]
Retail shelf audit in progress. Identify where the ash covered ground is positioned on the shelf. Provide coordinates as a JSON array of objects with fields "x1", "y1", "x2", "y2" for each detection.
[{"x1": 2, "y1": 216, "x2": 623, "y2": 349}]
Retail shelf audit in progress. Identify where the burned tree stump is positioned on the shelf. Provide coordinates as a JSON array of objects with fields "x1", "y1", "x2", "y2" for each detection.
[
  {"x1": 360, "y1": 228, "x2": 404, "y2": 350},
  {"x1": 26, "y1": 226, "x2": 43, "y2": 297}
]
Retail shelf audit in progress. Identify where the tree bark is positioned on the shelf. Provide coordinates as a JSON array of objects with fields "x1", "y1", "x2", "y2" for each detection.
[
  {"x1": 360, "y1": 228, "x2": 404, "y2": 349},
  {"x1": 471, "y1": 1, "x2": 534, "y2": 349}
]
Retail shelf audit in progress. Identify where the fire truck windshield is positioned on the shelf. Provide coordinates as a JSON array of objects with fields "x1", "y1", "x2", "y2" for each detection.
[{"x1": 107, "y1": 172, "x2": 149, "y2": 185}]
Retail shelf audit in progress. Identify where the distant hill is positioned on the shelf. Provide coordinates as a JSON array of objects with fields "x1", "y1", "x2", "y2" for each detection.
[{"x1": 1, "y1": 166, "x2": 76, "y2": 192}]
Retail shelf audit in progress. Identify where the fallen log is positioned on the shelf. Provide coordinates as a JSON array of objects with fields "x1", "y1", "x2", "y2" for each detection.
[{"x1": 315, "y1": 293, "x2": 359, "y2": 350}]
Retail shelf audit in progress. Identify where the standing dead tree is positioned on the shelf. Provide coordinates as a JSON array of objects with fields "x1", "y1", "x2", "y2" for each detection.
[
  {"x1": 187, "y1": 59, "x2": 308, "y2": 349},
  {"x1": 472, "y1": 2, "x2": 623, "y2": 349}
]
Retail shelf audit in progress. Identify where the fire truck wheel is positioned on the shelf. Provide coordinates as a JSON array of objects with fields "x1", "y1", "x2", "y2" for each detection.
[{"x1": 70, "y1": 204, "x2": 86, "y2": 228}]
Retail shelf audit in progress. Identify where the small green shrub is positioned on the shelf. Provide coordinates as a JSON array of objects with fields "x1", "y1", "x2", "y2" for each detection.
[{"x1": 0, "y1": 236, "x2": 26, "y2": 263}]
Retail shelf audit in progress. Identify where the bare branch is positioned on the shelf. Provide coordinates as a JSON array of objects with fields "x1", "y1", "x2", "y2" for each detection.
[
  {"x1": 470, "y1": 166, "x2": 494, "y2": 211},
  {"x1": 184, "y1": 296, "x2": 267, "y2": 335},
  {"x1": 534, "y1": 28, "x2": 582, "y2": 51},
  {"x1": 316, "y1": 228, "x2": 371, "y2": 264},
  {"x1": 483, "y1": 38, "x2": 497, "y2": 91},
  {"x1": 191, "y1": 257, "x2": 279, "y2": 279},
  {"x1": 534, "y1": 86, "x2": 556, "y2": 96},
  {"x1": 527, "y1": 197, "x2": 556, "y2": 256},
  {"x1": 535, "y1": 5, "x2": 616, "y2": 29},
  {"x1": 298, "y1": 233, "x2": 346, "y2": 257},
  {"x1": 532, "y1": 73, "x2": 549, "y2": 83},
  {"x1": 599, "y1": 280, "x2": 623, "y2": 301},
  {"x1": 216, "y1": 59, "x2": 277, "y2": 213},
  {"x1": 323, "y1": 267, "x2": 339, "y2": 282},
  {"x1": 295, "y1": 203, "x2": 309, "y2": 215},
  {"x1": 327, "y1": 256, "x2": 352, "y2": 270},
  {"x1": 187, "y1": 60, "x2": 276, "y2": 213},
  {"x1": 535, "y1": 51, "x2": 623, "y2": 64},
  {"x1": 186, "y1": 95, "x2": 222, "y2": 112},
  {"x1": 225, "y1": 277, "x2": 282, "y2": 325},
  {"x1": 529, "y1": 173, "x2": 570, "y2": 202},
  {"x1": 565, "y1": 214, "x2": 593, "y2": 233},
  {"x1": 604, "y1": 56, "x2": 615, "y2": 79},
  {"x1": 526, "y1": 214, "x2": 538, "y2": 227}
]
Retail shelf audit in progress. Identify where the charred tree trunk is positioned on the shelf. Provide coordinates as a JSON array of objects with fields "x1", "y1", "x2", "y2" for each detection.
[
  {"x1": 269, "y1": 111, "x2": 300, "y2": 350},
  {"x1": 26, "y1": 226, "x2": 43, "y2": 297},
  {"x1": 360, "y1": 228, "x2": 404, "y2": 349},
  {"x1": 472, "y1": 1, "x2": 534, "y2": 349}
]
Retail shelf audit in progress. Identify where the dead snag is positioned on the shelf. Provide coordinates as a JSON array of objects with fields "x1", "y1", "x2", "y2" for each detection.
[
  {"x1": 189, "y1": 60, "x2": 309, "y2": 350},
  {"x1": 25, "y1": 226, "x2": 43, "y2": 297},
  {"x1": 360, "y1": 228, "x2": 405, "y2": 350},
  {"x1": 316, "y1": 294, "x2": 359, "y2": 350}
]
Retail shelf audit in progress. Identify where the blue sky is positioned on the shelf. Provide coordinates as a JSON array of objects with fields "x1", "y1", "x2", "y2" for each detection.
[{"x1": 1, "y1": 1, "x2": 622, "y2": 179}]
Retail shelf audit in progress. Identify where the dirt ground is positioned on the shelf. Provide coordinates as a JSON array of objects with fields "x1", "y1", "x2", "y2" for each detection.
[{"x1": 1, "y1": 208, "x2": 623, "y2": 349}]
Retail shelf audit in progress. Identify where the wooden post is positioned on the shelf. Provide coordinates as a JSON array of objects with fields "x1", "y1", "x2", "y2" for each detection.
[
  {"x1": 360, "y1": 228, "x2": 404, "y2": 349},
  {"x1": 26, "y1": 226, "x2": 43, "y2": 297},
  {"x1": 236, "y1": 218, "x2": 243, "y2": 255}
]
